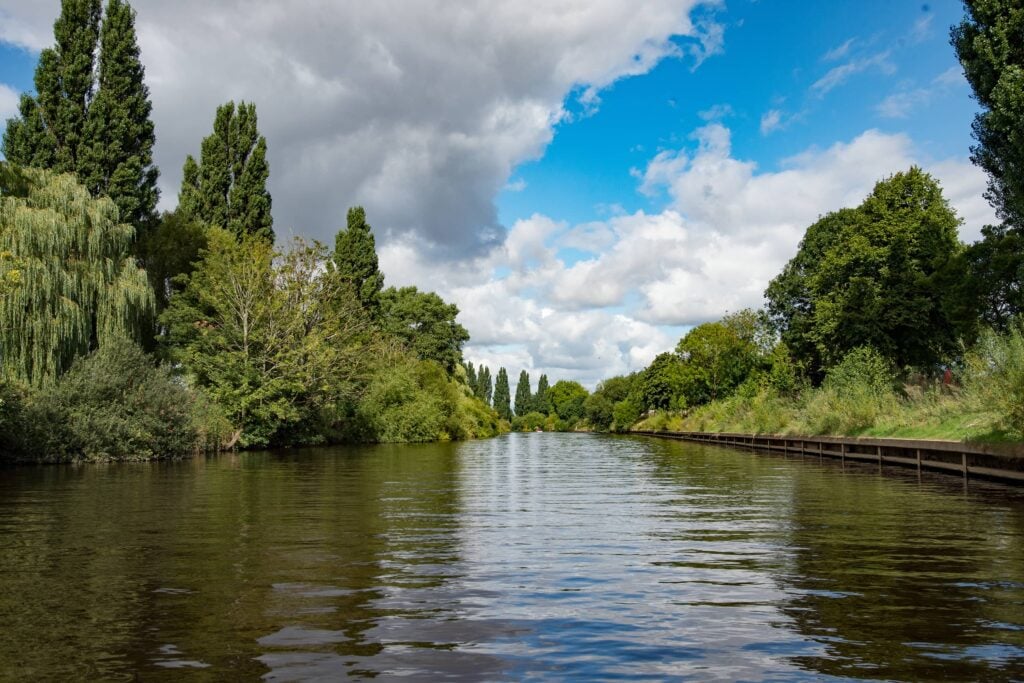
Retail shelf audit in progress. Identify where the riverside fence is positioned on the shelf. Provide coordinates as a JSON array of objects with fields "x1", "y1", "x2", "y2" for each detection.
[{"x1": 633, "y1": 430, "x2": 1024, "y2": 485}]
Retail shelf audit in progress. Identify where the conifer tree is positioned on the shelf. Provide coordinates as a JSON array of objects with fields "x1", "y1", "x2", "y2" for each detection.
[
  {"x1": 0, "y1": 165, "x2": 154, "y2": 387},
  {"x1": 514, "y1": 370, "x2": 532, "y2": 416},
  {"x1": 333, "y1": 206, "x2": 384, "y2": 316},
  {"x1": 80, "y1": 0, "x2": 159, "y2": 237},
  {"x1": 493, "y1": 368, "x2": 512, "y2": 420},
  {"x1": 465, "y1": 361, "x2": 478, "y2": 393},
  {"x1": 534, "y1": 373, "x2": 551, "y2": 414},
  {"x1": 179, "y1": 101, "x2": 273, "y2": 242}
]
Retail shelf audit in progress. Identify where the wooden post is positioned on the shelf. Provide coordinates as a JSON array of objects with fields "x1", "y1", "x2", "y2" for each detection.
[
  {"x1": 841, "y1": 442, "x2": 846, "y2": 466},
  {"x1": 877, "y1": 444, "x2": 883, "y2": 473},
  {"x1": 916, "y1": 449, "x2": 922, "y2": 474},
  {"x1": 962, "y1": 453, "x2": 969, "y2": 483},
  {"x1": 818, "y1": 440, "x2": 823, "y2": 461}
]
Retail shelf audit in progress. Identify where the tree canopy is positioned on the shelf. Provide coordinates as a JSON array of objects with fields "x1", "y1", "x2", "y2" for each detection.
[
  {"x1": 493, "y1": 367, "x2": 512, "y2": 420},
  {"x1": 514, "y1": 370, "x2": 532, "y2": 416},
  {"x1": 333, "y1": 206, "x2": 385, "y2": 317},
  {"x1": 380, "y1": 286, "x2": 470, "y2": 374}
]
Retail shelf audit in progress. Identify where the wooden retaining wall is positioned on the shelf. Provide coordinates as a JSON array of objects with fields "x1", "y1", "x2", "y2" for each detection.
[{"x1": 632, "y1": 430, "x2": 1024, "y2": 485}]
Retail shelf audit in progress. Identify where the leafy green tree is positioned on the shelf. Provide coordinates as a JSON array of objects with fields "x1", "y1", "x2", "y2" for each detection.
[
  {"x1": 139, "y1": 210, "x2": 207, "y2": 312},
  {"x1": 80, "y1": 0, "x2": 158, "y2": 236},
  {"x1": 3, "y1": 0, "x2": 158, "y2": 239},
  {"x1": 612, "y1": 397, "x2": 642, "y2": 431},
  {"x1": 514, "y1": 370, "x2": 532, "y2": 416},
  {"x1": 584, "y1": 392, "x2": 614, "y2": 430},
  {"x1": 493, "y1": 367, "x2": 512, "y2": 420},
  {"x1": 547, "y1": 380, "x2": 589, "y2": 422},
  {"x1": 379, "y1": 286, "x2": 469, "y2": 373},
  {"x1": 333, "y1": 206, "x2": 385, "y2": 316},
  {"x1": 3, "y1": 0, "x2": 100, "y2": 174},
  {"x1": 178, "y1": 101, "x2": 273, "y2": 242},
  {"x1": 476, "y1": 365, "x2": 492, "y2": 405},
  {"x1": 162, "y1": 229, "x2": 372, "y2": 446},
  {"x1": 676, "y1": 319, "x2": 761, "y2": 404},
  {"x1": 464, "y1": 361, "x2": 478, "y2": 393},
  {"x1": 766, "y1": 168, "x2": 963, "y2": 375},
  {"x1": 585, "y1": 373, "x2": 641, "y2": 430},
  {"x1": 641, "y1": 352, "x2": 686, "y2": 410},
  {"x1": 0, "y1": 165, "x2": 154, "y2": 387},
  {"x1": 534, "y1": 373, "x2": 550, "y2": 413},
  {"x1": 953, "y1": 0, "x2": 1024, "y2": 228}
]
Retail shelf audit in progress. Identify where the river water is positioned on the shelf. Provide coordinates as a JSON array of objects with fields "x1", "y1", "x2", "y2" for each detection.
[{"x1": 2, "y1": 433, "x2": 1024, "y2": 681}]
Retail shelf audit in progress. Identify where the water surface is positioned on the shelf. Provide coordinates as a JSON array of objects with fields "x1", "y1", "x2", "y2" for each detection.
[{"x1": 2, "y1": 433, "x2": 1024, "y2": 680}]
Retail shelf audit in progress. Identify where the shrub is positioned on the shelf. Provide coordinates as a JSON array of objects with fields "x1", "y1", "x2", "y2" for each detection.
[{"x1": 964, "y1": 322, "x2": 1024, "y2": 437}]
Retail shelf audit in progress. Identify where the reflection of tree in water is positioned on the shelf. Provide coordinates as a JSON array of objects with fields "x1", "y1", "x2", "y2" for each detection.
[{"x1": 776, "y1": 471, "x2": 1024, "y2": 680}]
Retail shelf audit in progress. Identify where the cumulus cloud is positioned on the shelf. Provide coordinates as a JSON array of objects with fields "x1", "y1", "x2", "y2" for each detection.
[
  {"x1": 380, "y1": 125, "x2": 993, "y2": 387},
  {"x1": 0, "y1": 83, "x2": 18, "y2": 123},
  {"x1": 0, "y1": 0, "x2": 723, "y2": 257}
]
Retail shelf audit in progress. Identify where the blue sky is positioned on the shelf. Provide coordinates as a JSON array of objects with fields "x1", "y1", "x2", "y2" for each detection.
[{"x1": 0, "y1": 0, "x2": 995, "y2": 388}]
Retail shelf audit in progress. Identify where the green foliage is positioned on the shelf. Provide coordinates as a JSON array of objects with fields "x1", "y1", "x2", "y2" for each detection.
[
  {"x1": 963, "y1": 321, "x2": 1024, "y2": 437},
  {"x1": 162, "y1": 229, "x2": 373, "y2": 447},
  {"x1": 356, "y1": 355, "x2": 454, "y2": 443},
  {"x1": 13, "y1": 338, "x2": 200, "y2": 462},
  {"x1": 0, "y1": 165, "x2": 154, "y2": 387},
  {"x1": 464, "y1": 361, "x2": 478, "y2": 393},
  {"x1": 380, "y1": 286, "x2": 470, "y2": 373},
  {"x1": 584, "y1": 373, "x2": 640, "y2": 431},
  {"x1": 178, "y1": 101, "x2": 273, "y2": 242},
  {"x1": 514, "y1": 370, "x2": 532, "y2": 416},
  {"x1": 547, "y1": 380, "x2": 589, "y2": 423},
  {"x1": 767, "y1": 168, "x2": 963, "y2": 375},
  {"x1": 139, "y1": 210, "x2": 208, "y2": 312},
  {"x1": 3, "y1": 0, "x2": 158, "y2": 239},
  {"x1": 534, "y1": 373, "x2": 550, "y2": 413},
  {"x1": 641, "y1": 352, "x2": 686, "y2": 410},
  {"x1": 493, "y1": 367, "x2": 512, "y2": 420},
  {"x1": 333, "y1": 206, "x2": 384, "y2": 317},
  {"x1": 511, "y1": 411, "x2": 547, "y2": 431},
  {"x1": 612, "y1": 397, "x2": 642, "y2": 432},
  {"x1": 953, "y1": 0, "x2": 1024, "y2": 228},
  {"x1": 583, "y1": 392, "x2": 614, "y2": 430},
  {"x1": 676, "y1": 315, "x2": 763, "y2": 403},
  {"x1": 476, "y1": 365, "x2": 492, "y2": 405}
]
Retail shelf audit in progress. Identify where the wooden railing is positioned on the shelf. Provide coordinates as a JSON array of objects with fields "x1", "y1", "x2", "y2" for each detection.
[{"x1": 632, "y1": 430, "x2": 1024, "y2": 485}]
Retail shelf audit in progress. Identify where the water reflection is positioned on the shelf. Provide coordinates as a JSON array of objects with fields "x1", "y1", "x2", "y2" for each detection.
[{"x1": 0, "y1": 433, "x2": 1023, "y2": 679}]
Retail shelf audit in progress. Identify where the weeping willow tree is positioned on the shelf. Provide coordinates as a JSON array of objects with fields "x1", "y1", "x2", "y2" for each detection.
[{"x1": 0, "y1": 164, "x2": 154, "y2": 386}]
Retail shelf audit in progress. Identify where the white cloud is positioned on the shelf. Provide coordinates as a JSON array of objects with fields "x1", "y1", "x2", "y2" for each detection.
[
  {"x1": 759, "y1": 109, "x2": 782, "y2": 135},
  {"x1": 823, "y1": 38, "x2": 855, "y2": 62},
  {"x1": 697, "y1": 103, "x2": 733, "y2": 121},
  {"x1": 0, "y1": 83, "x2": 18, "y2": 123},
  {"x1": 876, "y1": 66, "x2": 969, "y2": 119},
  {"x1": 381, "y1": 126, "x2": 994, "y2": 387},
  {"x1": 0, "y1": 0, "x2": 724, "y2": 257},
  {"x1": 811, "y1": 51, "x2": 894, "y2": 96}
]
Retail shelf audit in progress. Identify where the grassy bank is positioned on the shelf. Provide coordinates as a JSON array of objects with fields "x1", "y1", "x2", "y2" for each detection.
[{"x1": 634, "y1": 327, "x2": 1024, "y2": 445}]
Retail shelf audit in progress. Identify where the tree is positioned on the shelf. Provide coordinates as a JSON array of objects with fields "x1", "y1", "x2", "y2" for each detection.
[
  {"x1": 534, "y1": 373, "x2": 550, "y2": 414},
  {"x1": 584, "y1": 392, "x2": 614, "y2": 430},
  {"x1": 0, "y1": 165, "x2": 154, "y2": 387},
  {"x1": 641, "y1": 352, "x2": 686, "y2": 410},
  {"x1": 3, "y1": 0, "x2": 159, "y2": 239},
  {"x1": 547, "y1": 380, "x2": 589, "y2": 422},
  {"x1": 493, "y1": 367, "x2": 512, "y2": 420},
  {"x1": 333, "y1": 206, "x2": 384, "y2": 317},
  {"x1": 80, "y1": 0, "x2": 159, "y2": 237},
  {"x1": 953, "y1": 0, "x2": 1024, "y2": 228},
  {"x1": 139, "y1": 210, "x2": 207, "y2": 312},
  {"x1": 178, "y1": 101, "x2": 273, "y2": 242},
  {"x1": 586, "y1": 373, "x2": 641, "y2": 430},
  {"x1": 161, "y1": 229, "x2": 373, "y2": 446},
  {"x1": 379, "y1": 286, "x2": 470, "y2": 373},
  {"x1": 766, "y1": 168, "x2": 963, "y2": 375},
  {"x1": 464, "y1": 361, "x2": 478, "y2": 393},
  {"x1": 476, "y1": 365, "x2": 492, "y2": 405},
  {"x1": 952, "y1": 2, "x2": 1024, "y2": 326},
  {"x1": 676, "y1": 319, "x2": 761, "y2": 404},
  {"x1": 514, "y1": 370, "x2": 532, "y2": 416},
  {"x1": 3, "y1": 0, "x2": 101, "y2": 174}
]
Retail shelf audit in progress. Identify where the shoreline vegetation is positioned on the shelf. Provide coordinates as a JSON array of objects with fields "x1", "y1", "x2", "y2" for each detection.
[{"x1": 3, "y1": 1, "x2": 1024, "y2": 463}]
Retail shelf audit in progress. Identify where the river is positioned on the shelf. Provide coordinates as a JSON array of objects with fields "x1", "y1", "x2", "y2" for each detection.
[{"x1": 1, "y1": 432, "x2": 1023, "y2": 680}]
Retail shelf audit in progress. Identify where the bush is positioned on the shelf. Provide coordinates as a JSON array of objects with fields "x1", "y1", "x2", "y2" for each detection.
[
  {"x1": 19, "y1": 339, "x2": 201, "y2": 462},
  {"x1": 964, "y1": 322, "x2": 1024, "y2": 437},
  {"x1": 512, "y1": 411, "x2": 547, "y2": 432}
]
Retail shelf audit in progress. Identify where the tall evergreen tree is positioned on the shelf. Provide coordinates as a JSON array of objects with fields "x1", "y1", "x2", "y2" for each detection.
[
  {"x1": 464, "y1": 361, "x2": 478, "y2": 393},
  {"x1": 534, "y1": 373, "x2": 551, "y2": 414},
  {"x1": 334, "y1": 206, "x2": 384, "y2": 316},
  {"x1": 493, "y1": 368, "x2": 512, "y2": 421},
  {"x1": 3, "y1": 0, "x2": 101, "y2": 174},
  {"x1": 178, "y1": 101, "x2": 273, "y2": 242},
  {"x1": 80, "y1": 0, "x2": 159, "y2": 237},
  {"x1": 514, "y1": 370, "x2": 532, "y2": 416},
  {"x1": 0, "y1": 165, "x2": 154, "y2": 387},
  {"x1": 476, "y1": 365, "x2": 492, "y2": 405}
]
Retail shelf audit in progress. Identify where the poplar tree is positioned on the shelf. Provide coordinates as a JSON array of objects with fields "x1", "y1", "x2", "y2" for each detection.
[
  {"x1": 3, "y1": 0, "x2": 100, "y2": 173},
  {"x1": 179, "y1": 101, "x2": 273, "y2": 242},
  {"x1": 3, "y1": 0, "x2": 158, "y2": 238},
  {"x1": 534, "y1": 374, "x2": 551, "y2": 414},
  {"x1": 493, "y1": 368, "x2": 512, "y2": 420},
  {"x1": 476, "y1": 366, "x2": 492, "y2": 405},
  {"x1": 80, "y1": 0, "x2": 159, "y2": 236},
  {"x1": 0, "y1": 165, "x2": 154, "y2": 387},
  {"x1": 333, "y1": 206, "x2": 384, "y2": 316},
  {"x1": 464, "y1": 361, "x2": 478, "y2": 393},
  {"x1": 514, "y1": 370, "x2": 532, "y2": 416}
]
